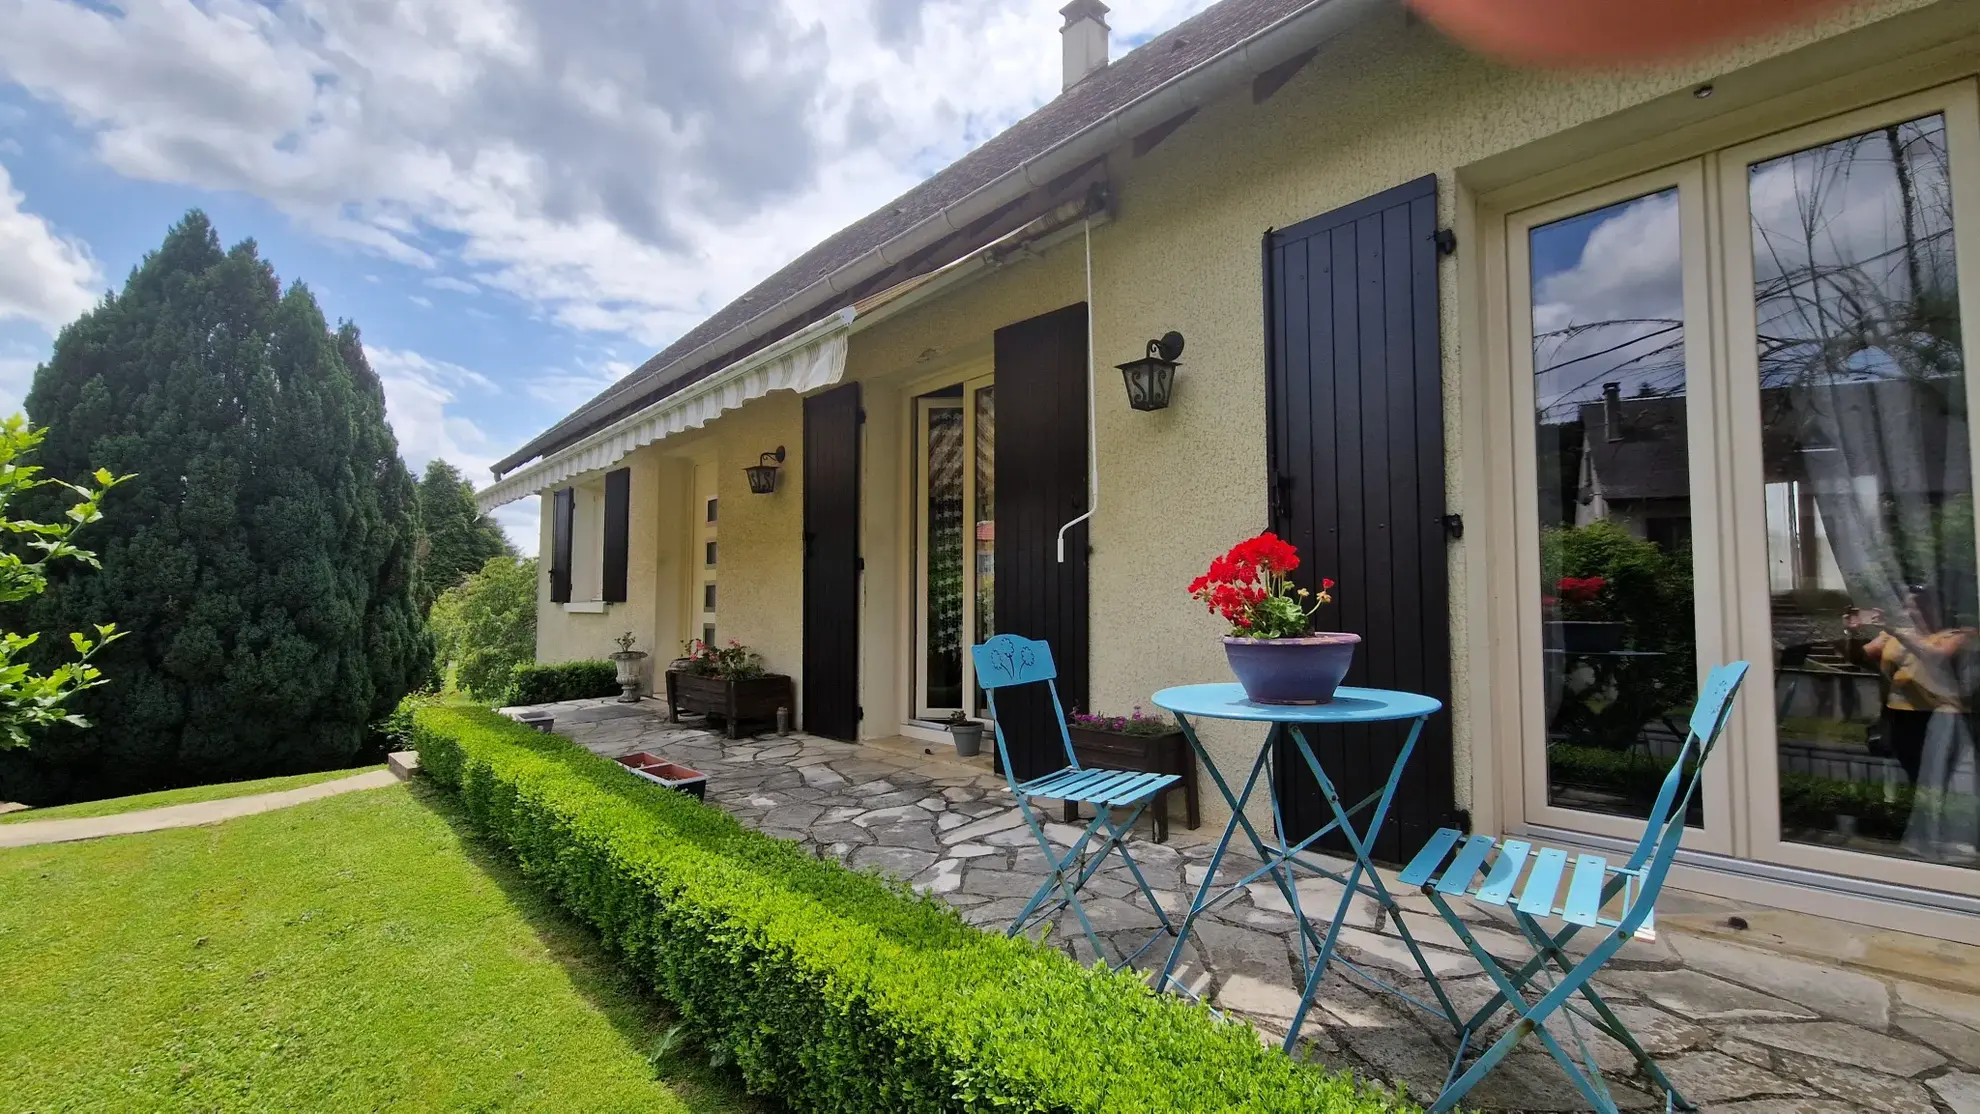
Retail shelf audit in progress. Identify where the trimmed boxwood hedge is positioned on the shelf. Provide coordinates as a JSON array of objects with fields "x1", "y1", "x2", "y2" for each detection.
[
  {"x1": 503, "y1": 659, "x2": 619, "y2": 705},
  {"x1": 414, "y1": 706, "x2": 1413, "y2": 1113}
]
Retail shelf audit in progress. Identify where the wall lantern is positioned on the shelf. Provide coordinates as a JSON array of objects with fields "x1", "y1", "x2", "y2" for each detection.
[
  {"x1": 1117, "y1": 331, "x2": 1185, "y2": 412},
  {"x1": 745, "y1": 447, "x2": 785, "y2": 494}
]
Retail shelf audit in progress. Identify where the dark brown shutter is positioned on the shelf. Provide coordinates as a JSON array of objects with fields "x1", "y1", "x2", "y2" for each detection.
[
  {"x1": 549, "y1": 487, "x2": 574, "y2": 604},
  {"x1": 1265, "y1": 174, "x2": 1456, "y2": 863},
  {"x1": 803, "y1": 384, "x2": 861, "y2": 740},
  {"x1": 993, "y1": 303, "x2": 1089, "y2": 781},
  {"x1": 602, "y1": 467, "x2": 630, "y2": 603}
]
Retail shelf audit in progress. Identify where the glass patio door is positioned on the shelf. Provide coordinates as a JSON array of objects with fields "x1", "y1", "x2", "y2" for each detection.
[
  {"x1": 912, "y1": 376, "x2": 994, "y2": 720},
  {"x1": 1724, "y1": 85, "x2": 1980, "y2": 895},
  {"x1": 1506, "y1": 163, "x2": 1740, "y2": 853}
]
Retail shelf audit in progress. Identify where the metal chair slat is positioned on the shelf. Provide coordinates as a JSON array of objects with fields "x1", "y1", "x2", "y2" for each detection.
[
  {"x1": 1562, "y1": 854, "x2": 1610, "y2": 928},
  {"x1": 1399, "y1": 827, "x2": 1463, "y2": 887},
  {"x1": 1436, "y1": 834, "x2": 1499, "y2": 896},
  {"x1": 1473, "y1": 839, "x2": 1530, "y2": 906},
  {"x1": 1515, "y1": 846, "x2": 1570, "y2": 918}
]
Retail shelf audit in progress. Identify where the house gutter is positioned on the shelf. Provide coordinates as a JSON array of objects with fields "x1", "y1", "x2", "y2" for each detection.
[
  {"x1": 492, "y1": 0, "x2": 1380, "y2": 479},
  {"x1": 475, "y1": 195, "x2": 1115, "y2": 513}
]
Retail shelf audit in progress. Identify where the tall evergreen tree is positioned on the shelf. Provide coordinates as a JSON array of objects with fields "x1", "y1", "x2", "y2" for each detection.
[
  {"x1": 0, "y1": 212, "x2": 428, "y2": 803},
  {"x1": 415, "y1": 459, "x2": 513, "y2": 612}
]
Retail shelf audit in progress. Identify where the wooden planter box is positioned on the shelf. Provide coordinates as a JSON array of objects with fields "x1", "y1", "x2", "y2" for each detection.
[
  {"x1": 1063, "y1": 725, "x2": 1200, "y2": 843},
  {"x1": 665, "y1": 669, "x2": 793, "y2": 740}
]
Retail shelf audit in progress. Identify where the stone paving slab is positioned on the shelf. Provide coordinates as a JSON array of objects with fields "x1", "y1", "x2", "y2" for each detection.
[{"x1": 540, "y1": 697, "x2": 1980, "y2": 1113}]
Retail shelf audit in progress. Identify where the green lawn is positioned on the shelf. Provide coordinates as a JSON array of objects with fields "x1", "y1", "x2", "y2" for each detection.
[
  {"x1": 0, "y1": 781, "x2": 755, "y2": 1112},
  {"x1": 1, "y1": 765, "x2": 386, "y2": 823}
]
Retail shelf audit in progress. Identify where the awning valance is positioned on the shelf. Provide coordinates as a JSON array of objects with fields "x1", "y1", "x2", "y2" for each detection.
[{"x1": 475, "y1": 310, "x2": 851, "y2": 512}]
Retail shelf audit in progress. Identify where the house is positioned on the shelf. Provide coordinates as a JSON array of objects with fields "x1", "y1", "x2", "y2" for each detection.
[{"x1": 479, "y1": 0, "x2": 1980, "y2": 944}]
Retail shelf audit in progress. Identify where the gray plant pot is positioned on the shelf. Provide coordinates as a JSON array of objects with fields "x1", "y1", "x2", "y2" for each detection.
[{"x1": 948, "y1": 722, "x2": 984, "y2": 758}]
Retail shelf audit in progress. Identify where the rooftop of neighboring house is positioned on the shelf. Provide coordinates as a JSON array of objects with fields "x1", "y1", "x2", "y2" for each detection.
[
  {"x1": 1573, "y1": 378, "x2": 1970, "y2": 502},
  {"x1": 490, "y1": 0, "x2": 1347, "y2": 478}
]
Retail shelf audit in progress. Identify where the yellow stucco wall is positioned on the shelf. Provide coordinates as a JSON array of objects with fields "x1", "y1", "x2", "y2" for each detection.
[
  {"x1": 1076, "y1": 0, "x2": 1950, "y2": 826},
  {"x1": 710, "y1": 392, "x2": 807, "y2": 690},
  {"x1": 523, "y1": 0, "x2": 1954, "y2": 827}
]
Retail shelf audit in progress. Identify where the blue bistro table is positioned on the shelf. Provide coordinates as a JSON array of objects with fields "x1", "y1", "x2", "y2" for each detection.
[{"x1": 1150, "y1": 683, "x2": 1462, "y2": 1052}]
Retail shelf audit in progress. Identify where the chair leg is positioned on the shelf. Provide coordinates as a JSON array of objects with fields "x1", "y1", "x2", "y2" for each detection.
[
  {"x1": 1009, "y1": 801, "x2": 1114, "y2": 963},
  {"x1": 1422, "y1": 891, "x2": 1647, "y2": 1114},
  {"x1": 1511, "y1": 911, "x2": 1693, "y2": 1110}
]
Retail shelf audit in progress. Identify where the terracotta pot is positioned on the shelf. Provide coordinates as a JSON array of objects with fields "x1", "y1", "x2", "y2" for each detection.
[
  {"x1": 1406, "y1": 0, "x2": 1849, "y2": 66},
  {"x1": 1222, "y1": 633, "x2": 1360, "y2": 705}
]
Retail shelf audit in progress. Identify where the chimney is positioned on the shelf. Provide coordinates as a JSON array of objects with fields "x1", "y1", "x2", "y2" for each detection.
[
  {"x1": 1060, "y1": 0, "x2": 1110, "y2": 90},
  {"x1": 1602, "y1": 382, "x2": 1624, "y2": 442}
]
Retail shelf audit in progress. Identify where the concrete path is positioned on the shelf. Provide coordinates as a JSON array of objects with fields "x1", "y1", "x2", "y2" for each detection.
[
  {"x1": 0, "y1": 769, "x2": 400, "y2": 849},
  {"x1": 532, "y1": 695, "x2": 1980, "y2": 1114}
]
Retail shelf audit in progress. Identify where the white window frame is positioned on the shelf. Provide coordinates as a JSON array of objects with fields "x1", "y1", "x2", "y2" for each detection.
[{"x1": 1484, "y1": 78, "x2": 1980, "y2": 902}]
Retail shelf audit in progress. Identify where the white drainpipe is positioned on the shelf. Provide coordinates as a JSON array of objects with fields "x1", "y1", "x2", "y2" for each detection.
[{"x1": 1056, "y1": 218, "x2": 1098, "y2": 563}]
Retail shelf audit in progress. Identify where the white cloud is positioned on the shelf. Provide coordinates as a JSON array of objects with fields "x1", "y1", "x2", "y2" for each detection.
[
  {"x1": 365, "y1": 343, "x2": 501, "y2": 479},
  {"x1": 0, "y1": 0, "x2": 1215, "y2": 354},
  {"x1": 424, "y1": 274, "x2": 479, "y2": 295},
  {"x1": 0, "y1": 161, "x2": 99, "y2": 331},
  {"x1": 493, "y1": 499, "x2": 539, "y2": 559},
  {"x1": 0, "y1": 342, "x2": 40, "y2": 419},
  {"x1": 408, "y1": 294, "x2": 432, "y2": 308}
]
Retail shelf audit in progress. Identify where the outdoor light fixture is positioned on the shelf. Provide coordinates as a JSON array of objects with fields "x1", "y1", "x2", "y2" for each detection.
[
  {"x1": 1117, "y1": 331, "x2": 1185, "y2": 411},
  {"x1": 745, "y1": 446, "x2": 785, "y2": 494}
]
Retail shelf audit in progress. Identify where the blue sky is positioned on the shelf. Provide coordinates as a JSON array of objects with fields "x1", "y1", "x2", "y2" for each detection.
[{"x1": 0, "y1": 0, "x2": 1211, "y2": 554}]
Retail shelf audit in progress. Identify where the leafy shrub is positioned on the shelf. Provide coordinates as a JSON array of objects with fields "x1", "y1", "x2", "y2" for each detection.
[
  {"x1": 377, "y1": 691, "x2": 437, "y2": 752},
  {"x1": 504, "y1": 660, "x2": 618, "y2": 706},
  {"x1": 430, "y1": 556, "x2": 537, "y2": 699},
  {"x1": 413, "y1": 706, "x2": 1411, "y2": 1114}
]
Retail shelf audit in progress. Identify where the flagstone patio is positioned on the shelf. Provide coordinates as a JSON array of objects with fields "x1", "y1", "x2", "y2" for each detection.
[{"x1": 520, "y1": 696, "x2": 1980, "y2": 1114}]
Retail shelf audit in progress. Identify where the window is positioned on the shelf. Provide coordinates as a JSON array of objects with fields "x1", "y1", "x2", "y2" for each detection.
[
  {"x1": 1496, "y1": 84, "x2": 1980, "y2": 897},
  {"x1": 706, "y1": 497, "x2": 718, "y2": 523},
  {"x1": 703, "y1": 583, "x2": 717, "y2": 611},
  {"x1": 705, "y1": 541, "x2": 717, "y2": 566}
]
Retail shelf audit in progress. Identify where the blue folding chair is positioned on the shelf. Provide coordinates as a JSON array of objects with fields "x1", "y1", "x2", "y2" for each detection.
[
  {"x1": 971, "y1": 634, "x2": 1180, "y2": 969},
  {"x1": 1399, "y1": 661, "x2": 1749, "y2": 1114}
]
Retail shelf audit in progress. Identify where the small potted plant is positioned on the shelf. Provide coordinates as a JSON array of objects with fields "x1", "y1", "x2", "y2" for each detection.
[
  {"x1": 1544, "y1": 575, "x2": 1623, "y2": 654},
  {"x1": 939, "y1": 710, "x2": 985, "y2": 757},
  {"x1": 608, "y1": 631, "x2": 648, "y2": 703},
  {"x1": 665, "y1": 639, "x2": 795, "y2": 739},
  {"x1": 1189, "y1": 532, "x2": 1354, "y2": 704}
]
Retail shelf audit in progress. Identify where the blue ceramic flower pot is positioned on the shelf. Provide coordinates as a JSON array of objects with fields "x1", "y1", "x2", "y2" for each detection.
[{"x1": 1222, "y1": 633, "x2": 1361, "y2": 704}]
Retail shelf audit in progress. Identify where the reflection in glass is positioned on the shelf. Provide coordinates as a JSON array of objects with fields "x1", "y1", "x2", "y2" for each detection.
[
  {"x1": 1529, "y1": 188, "x2": 1701, "y2": 821},
  {"x1": 974, "y1": 386, "x2": 996, "y2": 710},
  {"x1": 924, "y1": 405, "x2": 965, "y2": 710},
  {"x1": 1753, "y1": 114, "x2": 1980, "y2": 868}
]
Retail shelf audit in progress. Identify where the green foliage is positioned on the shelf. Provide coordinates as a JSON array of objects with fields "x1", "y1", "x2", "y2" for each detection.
[
  {"x1": 430, "y1": 555, "x2": 538, "y2": 699},
  {"x1": 1540, "y1": 520, "x2": 1697, "y2": 745},
  {"x1": 676, "y1": 639, "x2": 764, "y2": 680},
  {"x1": 413, "y1": 458, "x2": 513, "y2": 613},
  {"x1": 0, "y1": 785, "x2": 752, "y2": 1111},
  {"x1": 0, "y1": 417, "x2": 129, "y2": 748},
  {"x1": 378, "y1": 690, "x2": 438, "y2": 751},
  {"x1": 0, "y1": 211, "x2": 429, "y2": 805},
  {"x1": 505, "y1": 660, "x2": 619, "y2": 705},
  {"x1": 414, "y1": 706, "x2": 1415, "y2": 1114}
]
